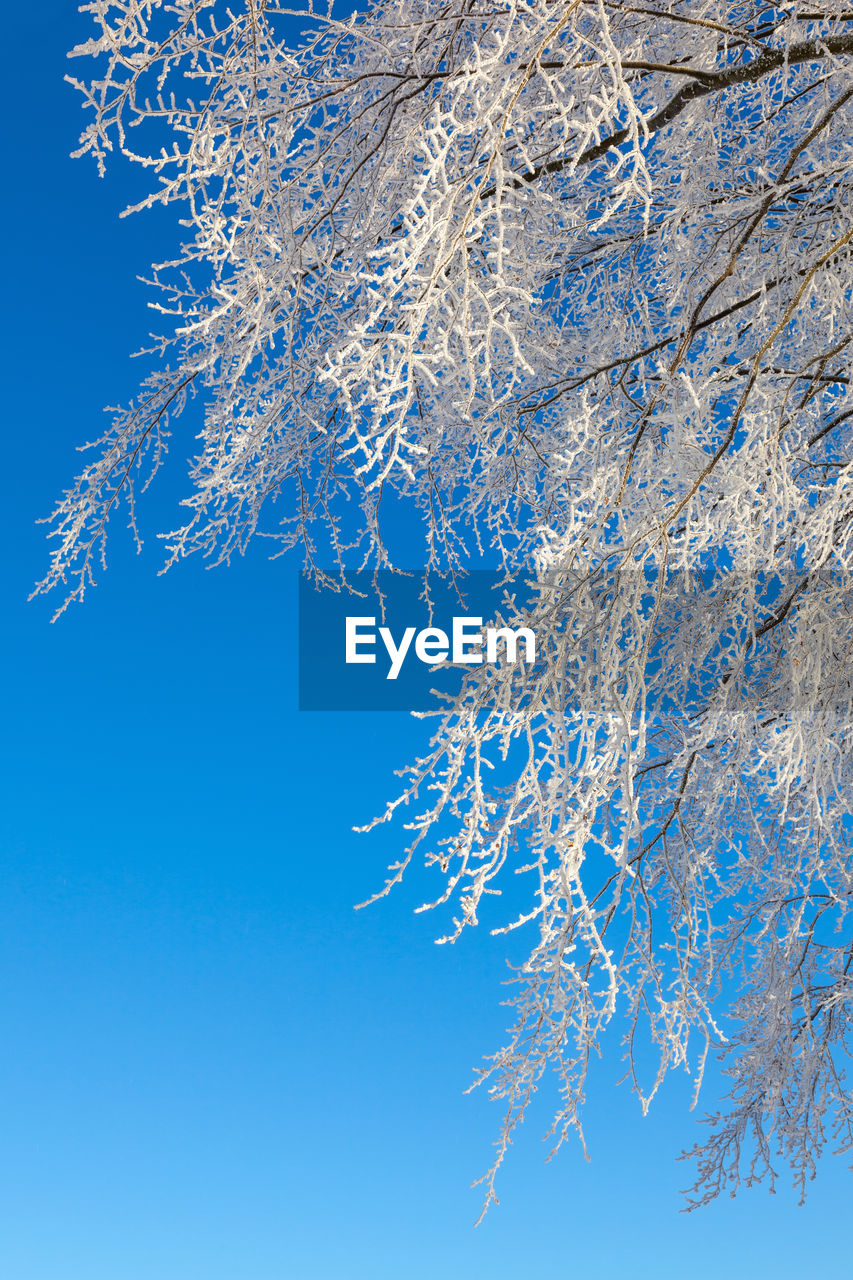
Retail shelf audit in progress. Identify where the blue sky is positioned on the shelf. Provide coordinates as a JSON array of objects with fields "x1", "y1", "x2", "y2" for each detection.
[{"x1": 0, "y1": 5, "x2": 851, "y2": 1277}]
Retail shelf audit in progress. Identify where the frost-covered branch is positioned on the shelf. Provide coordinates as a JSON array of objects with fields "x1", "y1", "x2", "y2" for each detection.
[{"x1": 38, "y1": 0, "x2": 853, "y2": 1210}]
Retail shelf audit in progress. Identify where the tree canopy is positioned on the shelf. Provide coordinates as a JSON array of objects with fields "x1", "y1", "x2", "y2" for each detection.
[{"x1": 39, "y1": 0, "x2": 853, "y2": 1211}]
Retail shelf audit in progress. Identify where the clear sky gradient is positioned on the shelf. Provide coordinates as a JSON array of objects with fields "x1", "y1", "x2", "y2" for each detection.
[{"x1": 1, "y1": 6, "x2": 851, "y2": 1278}]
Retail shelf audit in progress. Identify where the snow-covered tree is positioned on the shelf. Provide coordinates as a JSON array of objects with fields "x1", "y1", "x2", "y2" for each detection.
[{"x1": 38, "y1": 0, "x2": 853, "y2": 1210}]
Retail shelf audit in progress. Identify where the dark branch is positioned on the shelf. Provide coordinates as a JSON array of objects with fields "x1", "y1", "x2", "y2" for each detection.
[{"x1": 517, "y1": 34, "x2": 853, "y2": 186}]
